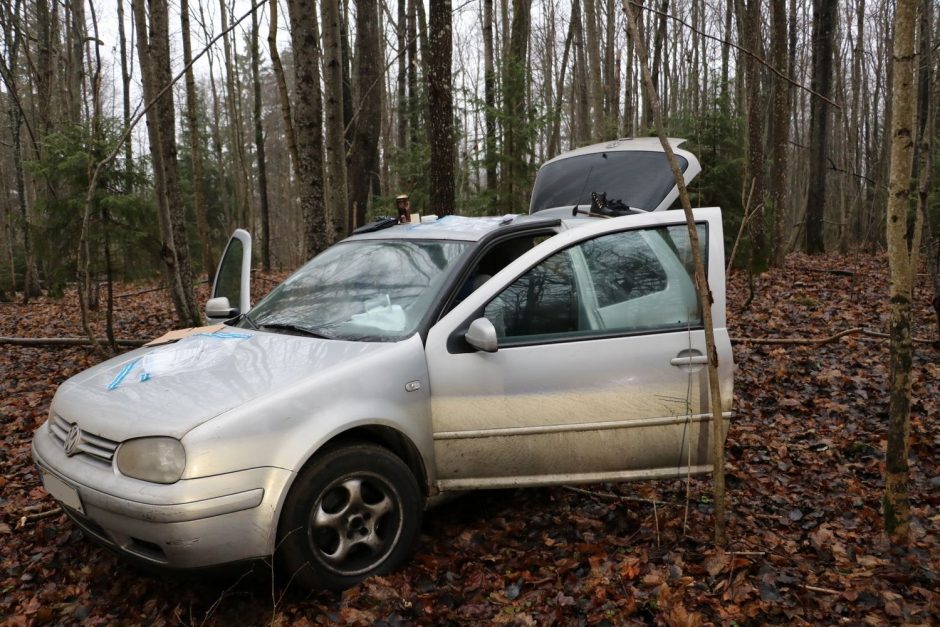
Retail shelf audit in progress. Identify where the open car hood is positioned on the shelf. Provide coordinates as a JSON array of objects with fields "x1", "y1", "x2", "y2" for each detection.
[{"x1": 528, "y1": 137, "x2": 701, "y2": 217}]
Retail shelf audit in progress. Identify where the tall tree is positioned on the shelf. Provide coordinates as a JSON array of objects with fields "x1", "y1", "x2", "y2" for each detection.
[
  {"x1": 884, "y1": 0, "x2": 921, "y2": 544},
  {"x1": 500, "y1": 0, "x2": 532, "y2": 213},
  {"x1": 287, "y1": 0, "x2": 329, "y2": 257},
  {"x1": 738, "y1": 0, "x2": 769, "y2": 272},
  {"x1": 770, "y1": 0, "x2": 791, "y2": 265},
  {"x1": 268, "y1": 0, "x2": 298, "y2": 178},
  {"x1": 131, "y1": 0, "x2": 200, "y2": 327},
  {"x1": 583, "y1": 0, "x2": 604, "y2": 140},
  {"x1": 482, "y1": 0, "x2": 497, "y2": 195},
  {"x1": 180, "y1": 0, "x2": 214, "y2": 279},
  {"x1": 804, "y1": 0, "x2": 837, "y2": 254},
  {"x1": 427, "y1": 0, "x2": 455, "y2": 216},
  {"x1": 322, "y1": 0, "x2": 349, "y2": 240},
  {"x1": 349, "y1": 0, "x2": 383, "y2": 228},
  {"x1": 250, "y1": 2, "x2": 271, "y2": 269}
]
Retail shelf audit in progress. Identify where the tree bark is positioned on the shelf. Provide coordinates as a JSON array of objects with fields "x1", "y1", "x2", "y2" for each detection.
[
  {"x1": 322, "y1": 0, "x2": 350, "y2": 241},
  {"x1": 349, "y1": 0, "x2": 383, "y2": 228},
  {"x1": 500, "y1": 0, "x2": 532, "y2": 213},
  {"x1": 483, "y1": 0, "x2": 497, "y2": 194},
  {"x1": 250, "y1": 3, "x2": 271, "y2": 270},
  {"x1": 132, "y1": 0, "x2": 201, "y2": 327},
  {"x1": 804, "y1": 0, "x2": 837, "y2": 254},
  {"x1": 287, "y1": 0, "x2": 329, "y2": 258},
  {"x1": 268, "y1": 0, "x2": 299, "y2": 178},
  {"x1": 770, "y1": 0, "x2": 790, "y2": 266},
  {"x1": 884, "y1": 0, "x2": 921, "y2": 544},
  {"x1": 427, "y1": 0, "x2": 455, "y2": 216},
  {"x1": 583, "y1": 0, "x2": 604, "y2": 141},
  {"x1": 181, "y1": 0, "x2": 215, "y2": 280}
]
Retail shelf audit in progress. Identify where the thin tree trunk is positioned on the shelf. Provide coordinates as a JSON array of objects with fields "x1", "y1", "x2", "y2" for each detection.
[
  {"x1": 622, "y1": 0, "x2": 727, "y2": 546},
  {"x1": 770, "y1": 0, "x2": 790, "y2": 265},
  {"x1": 350, "y1": 0, "x2": 383, "y2": 228},
  {"x1": 884, "y1": 0, "x2": 921, "y2": 544},
  {"x1": 117, "y1": 0, "x2": 133, "y2": 190},
  {"x1": 805, "y1": 0, "x2": 837, "y2": 254},
  {"x1": 583, "y1": 0, "x2": 604, "y2": 141},
  {"x1": 181, "y1": 0, "x2": 215, "y2": 280},
  {"x1": 549, "y1": 5, "x2": 576, "y2": 157},
  {"x1": 483, "y1": 0, "x2": 497, "y2": 194},
  {"x1": 250, "y1": 3, "x2": 271, "y2": 270},
  {"x1": 322, "y1": 0, "x2": 349, "y2": 240},
  {"x1": 427, "y1": 0, "x2": 455, "y2": 216},
  {"x1": 268, "y1": 0, "x2": 299, "y2": 177},
  {"x1": 287, "y1": 0, "x2": 329, "y2": 257}
]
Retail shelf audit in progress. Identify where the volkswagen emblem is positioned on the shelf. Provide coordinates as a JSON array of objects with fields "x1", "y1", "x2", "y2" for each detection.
[{"x1": 64, "y1": 425, "x2": 83, "y2": 457}]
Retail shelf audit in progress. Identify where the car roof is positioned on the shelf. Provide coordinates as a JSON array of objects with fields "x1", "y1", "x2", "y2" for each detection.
[{"x1": 346, "y1": 214, "x2": 562, "y2": 243}]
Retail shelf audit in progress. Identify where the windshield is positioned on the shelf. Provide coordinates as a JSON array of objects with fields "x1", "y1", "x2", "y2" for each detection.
[
  {"x1": 247, "y1": 239, "x2": 469, "y2": 341},
  {"x1": 529, "y1": 151, "x2": 688, "y2": 213}
]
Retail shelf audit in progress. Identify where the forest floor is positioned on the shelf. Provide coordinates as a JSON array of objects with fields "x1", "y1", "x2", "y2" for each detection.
[{"x1": 0, "y1": 252, "x2": 938, "y2": 626}]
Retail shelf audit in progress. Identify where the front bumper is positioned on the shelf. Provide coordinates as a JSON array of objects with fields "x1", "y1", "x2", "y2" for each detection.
[{"x1": 32, "y1": 426, "x2": 294, "y2": 569}]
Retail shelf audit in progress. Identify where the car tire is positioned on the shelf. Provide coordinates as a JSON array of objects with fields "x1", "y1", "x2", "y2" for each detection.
[{"x1": 275, "y1": 442, "x2": 422, "y2": 591}]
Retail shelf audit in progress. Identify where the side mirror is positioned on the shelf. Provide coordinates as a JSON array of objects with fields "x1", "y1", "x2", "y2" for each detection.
[
  {"x1": 465, "y1": 317, "x2": 498, "y2": 353},
  {"x1": 205, "y1": 296, "x2": 238, "y2": 320},
  {"x1": 209, "y1": 229, "x2": 252, "y2": 323}
]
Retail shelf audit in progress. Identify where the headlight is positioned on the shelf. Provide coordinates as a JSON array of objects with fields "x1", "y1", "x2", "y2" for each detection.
[{"x1": 115, "y1": 437, "x2": 185, "y2": 484}]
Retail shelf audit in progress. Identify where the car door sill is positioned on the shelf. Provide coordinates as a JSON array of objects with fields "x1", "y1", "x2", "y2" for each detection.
[{"x1": 436, "y1": 464, "x2": 715, "y2": 491}]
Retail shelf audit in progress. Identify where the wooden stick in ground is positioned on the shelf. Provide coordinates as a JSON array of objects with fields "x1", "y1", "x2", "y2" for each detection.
[{"x1": 622, "y1": 0, "x2": 728, "y2": 546}]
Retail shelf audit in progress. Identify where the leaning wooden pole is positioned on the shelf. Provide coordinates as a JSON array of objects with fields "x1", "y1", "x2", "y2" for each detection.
[{"x1": 623, "y1": 0, "x2": 728, "y2": 545}]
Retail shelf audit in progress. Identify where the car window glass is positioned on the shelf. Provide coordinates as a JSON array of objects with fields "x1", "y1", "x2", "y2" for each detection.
[
  {"x1": 581, "y1": 225, "x2": 703, "y2": 333},
  {"x1": 249, "y1": 240, "x2": 468, "y2": 341},
  {"x1": 484, "y1": 250, "x2": 579, "y2": 341},
  {"x1": 214, "y1": 237, "x2": 243, "y2": 308},
  {"x1": 482, "y1": 224, "x2": 705, "y2": 345}
]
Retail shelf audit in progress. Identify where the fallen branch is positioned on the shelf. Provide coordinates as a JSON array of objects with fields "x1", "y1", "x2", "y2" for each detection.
[
  {"x1": 803, "y1": 584, "x2": 842, "y2": 595},
  {"x1": 732, "y1": 327, "x2": 934, "y2": 345},
  {"x1": 794, "y1": 266, "x2": 855, "y2": 276},
  {"x1": 563, "y1": 485, "x2": 666, "y2": 506},
  {"x1": 0, "y1": 336, "x2": 148, "y2": 347},
  {"x1": 24, "y1": 507, "x2": 62, "y2": 522}
]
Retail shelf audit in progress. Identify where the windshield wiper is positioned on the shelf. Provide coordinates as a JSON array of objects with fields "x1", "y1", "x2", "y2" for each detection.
[{"x1": 259, "y1": 322, "x2": 334, "y2": 339}]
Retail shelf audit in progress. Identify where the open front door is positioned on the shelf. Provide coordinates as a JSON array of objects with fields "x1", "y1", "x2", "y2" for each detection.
[
  {"x1": 206, "y1": 229, "x2": 252, "y2": 322},
  {"x1": 425, "y1": 208, "x2": 732, "y2": 491}
]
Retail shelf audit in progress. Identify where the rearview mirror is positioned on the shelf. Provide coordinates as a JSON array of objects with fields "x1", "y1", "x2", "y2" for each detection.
[
  {"x1": 205, "y1": 296, "x2": 237, "y2": 320},
  {"x1": 465, "y1": 318, "x2": 498, "y2": 353}
]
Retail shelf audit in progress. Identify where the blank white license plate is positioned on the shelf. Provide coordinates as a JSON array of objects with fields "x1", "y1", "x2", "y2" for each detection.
[{"x1": 42, "y1": 472, "x2": 84, "y2": 514}]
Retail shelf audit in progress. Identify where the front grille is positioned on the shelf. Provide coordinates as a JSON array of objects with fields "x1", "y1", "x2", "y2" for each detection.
[{"x1": 48, "y1": 413, "x2": 119, "y2": 465}]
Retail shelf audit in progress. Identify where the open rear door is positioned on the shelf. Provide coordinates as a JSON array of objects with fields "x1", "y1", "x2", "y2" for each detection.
[{"x1": 205, "y1": 229, "x2": 252, "y2": 322}]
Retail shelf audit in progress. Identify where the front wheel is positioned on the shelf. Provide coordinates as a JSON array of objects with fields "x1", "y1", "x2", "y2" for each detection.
[{"x1": 276, "y1": 443, "x2": 422, "y2": 590}]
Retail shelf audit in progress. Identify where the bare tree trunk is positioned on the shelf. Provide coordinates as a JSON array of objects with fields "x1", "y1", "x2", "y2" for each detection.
[
  {"x1": 350, "y1": 0, "x2": 383, "y2": 228},
  {"x1": 396, "y1": 0, "x2": 408, "y2": 157},
  {"x1": 427, "y1": 0, "x2": 455, "y2": 216},
  {"x1": 770, "y1": 0, "x2": 790, "y2": 266},
  {"x1": 805, "y1": 0, "x2": 837, "y2": 254},
  {"x1": 500, "y1": 0, "x2": 532, "y2": 213},
  {"x1": 549, "y1": 5, "x2": 576, "y2": 157},
  {"x1": 117, "y1": 0, "x2": 133, "y2": 189},
  {"x1": 738, "y1": 0, "x2": 768, "y2": 272},
  {"x1": 181, "y1": 0, "x2": 215, "y2": 280},
  {"x1": 884, "y1": 0, "x2": 921, "y2": 544},
  {"x1": 250, "y1": 3, "x2": 271, "y2": 270},
  {"x1": 646, "y1": 0, "x2": 668, "y2": 132},
  {"x1": 583, "y1": 0, "x2": 604, "y2": 141},
  {"x1": 218, "y1": 0, "x2": 250, "y2": 229},
  {"x1": 268, "y1": 0, "x2": 299, "y2": 178},
  {"x1": 483, "y1": 0, "x2": 497, "y2": 195},
  {"x1": 572, "y1": 0, "x2": 591, "y2": 144},
  {"x1": 287, "y1": 0, "x2": 329, "y2": 257},
  {"x1": 132, "y1": 0, "x2": 201, "y2": 327},
  {"x1": 322, "y1": 0, "x2": 349, "y2": 241}
]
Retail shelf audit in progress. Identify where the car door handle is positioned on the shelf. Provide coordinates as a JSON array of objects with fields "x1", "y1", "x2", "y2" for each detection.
[{"x1": 670, "y1": 355, "x2": 708, "y2": 367}]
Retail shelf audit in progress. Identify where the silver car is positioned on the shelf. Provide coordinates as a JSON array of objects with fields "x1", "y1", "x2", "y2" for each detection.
[{"x1": 32, "y1": 139, "x2": 733, "y2": 590}]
